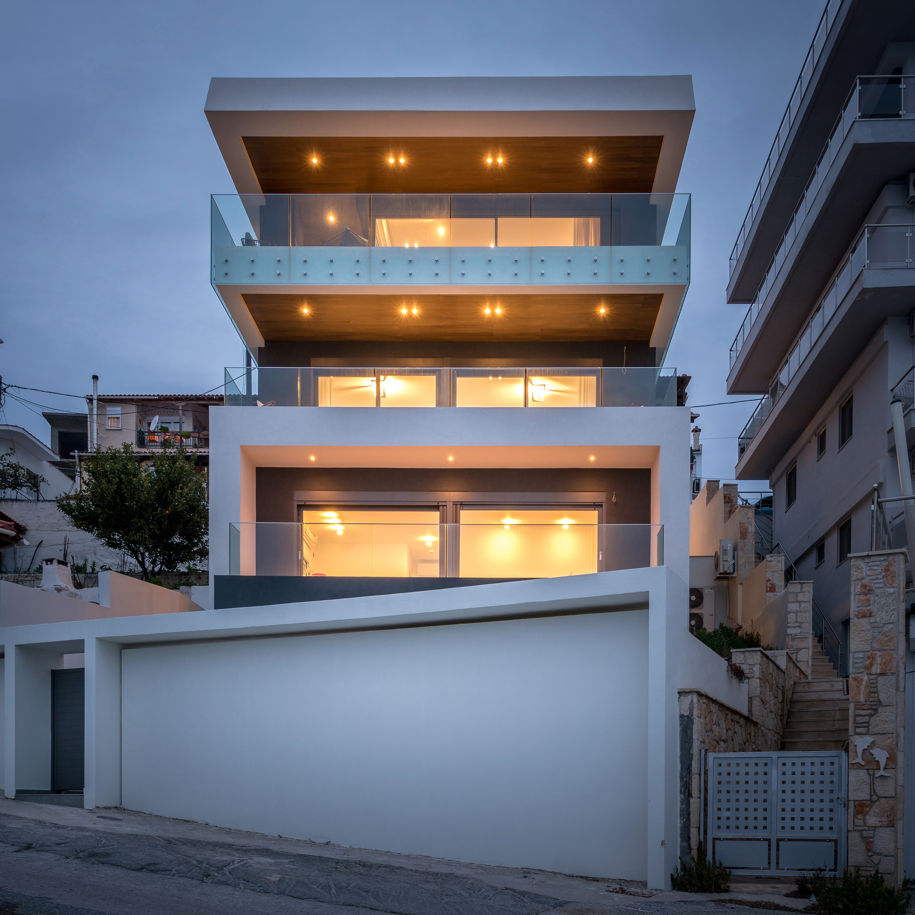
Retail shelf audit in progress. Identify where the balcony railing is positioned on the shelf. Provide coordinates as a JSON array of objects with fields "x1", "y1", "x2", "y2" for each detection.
[
  {"x1": 136, "y1": 430, "x2": 209, "y2": 449},
  {"x1": 729, "y1": 0, "x2": 842, "y2": 275},
  {"x1": 211, "y1": 193, "x2": 690, "y2": 287},
  {"x1": 223, "y1": 366, "x2": 678, "y2": 408},
  {"x1": 737, "y1": 224, "x2": 915, "y2": 458},
  {"x1": 730, "y1": 73, "x2": 915, "y2": 337},
  {"x1": 891, "y1": 366, "x2": 915, "y2": 411},
  {"x1": 228, "y1": 521, "x2": 663, "y2": 579}
]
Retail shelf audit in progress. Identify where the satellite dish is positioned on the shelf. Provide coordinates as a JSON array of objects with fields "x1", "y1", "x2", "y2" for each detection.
[{"x1": 149, "y1": 415, "x2": 160, "y2": 431}]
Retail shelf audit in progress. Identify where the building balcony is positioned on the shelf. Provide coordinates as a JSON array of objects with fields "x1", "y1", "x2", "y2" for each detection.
[
  {"x1": 227, "y1": 520, "x2": 663, "y2": 582},
  {"x1": 223, "y1": 365, "x2": 678, "y2": 408},
  {"x1": 135, "y1": 430, "x2": 209, "y2": 450},
  {"x1": 736, "y1": 223, "x2": 915, "y2": 478},
  {"x1": 211, "y1": 192, "x2": 689, "y2": 289},
  {"x1": 728, "y1": 74, "x2": 915, "y2": 391}
]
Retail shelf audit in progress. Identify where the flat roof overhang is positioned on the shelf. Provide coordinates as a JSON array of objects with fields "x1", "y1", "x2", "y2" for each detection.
[
  {"x1": 727, "y1": 0, "x2": 915, "y2": 301},
  {"x1": 727, "y1": 122, "x2": 915, "y2": 394},
  {"x1": 206, "y1": 76, "x2": 694, "y2": 196},
  {"x1": 736, "y1": 272, "x2": 913, "y2": 479},
  {"x1": 213, "y1": 285, "x2": 687, "y2": 353}
]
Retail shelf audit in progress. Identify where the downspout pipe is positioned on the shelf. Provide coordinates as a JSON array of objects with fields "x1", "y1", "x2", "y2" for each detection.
[{"x1": 889, "y1": 397, "x2": 915, "y2": 567}]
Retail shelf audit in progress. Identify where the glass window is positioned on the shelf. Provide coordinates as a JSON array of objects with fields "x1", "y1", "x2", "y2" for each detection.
[
  {"x1": 105, "y1": 406, "x2": 122, "y2": 430},
  {"x1": 300, "y1": 507, "x2": 441, "y2": 578},
  {"x1": 814, "y1": 538, "x2": 825, "y2": 567},
  {"x1": 839, "y1": 395, "x2": 853, "y2": 447},
  {"x1": 785, "y1": 465, "x2": 797, "y2": 510},
  {"x1": 458, "y1": 507, "x2": 599, "y2": 578},
  {"x1": 816, "y1": 427, "x2": 826, "y2": 460},
  {"x1": 837, "y1": 518, "x2": 852, "y2": 564}
]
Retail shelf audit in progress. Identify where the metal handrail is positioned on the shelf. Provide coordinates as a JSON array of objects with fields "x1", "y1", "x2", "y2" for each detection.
[
  {"x1": 729, "y1": 0, "x2": 841, "y2": 273},
  {"x1": 730, "y1": 72, "x2": 914, "y2": 364},
  {"x1": 771, "y1": 541, "x2": 844, "y2": 676}
]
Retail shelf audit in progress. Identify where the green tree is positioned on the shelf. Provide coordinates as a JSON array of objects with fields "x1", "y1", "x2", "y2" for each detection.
[
  {"x1": 57, "y1": 444, "x2": 207, "y2": 580},
  {"x1": 0, "y1": 449, "x2": 47, "y2": 500}
]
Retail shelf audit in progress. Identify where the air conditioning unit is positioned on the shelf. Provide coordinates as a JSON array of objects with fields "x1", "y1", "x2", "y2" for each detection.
[
  {"x1": 689, "y1": 587, "x2": 704, "y2": 609},
  {"x1": 716, "y1": 539, "x2": 736, "y2": 577},
  {"x1": 689, "y1": 612, "x2": 705, "y2": 633},
  {"x1": 908, "y1": 172, "x2": 915, "y2": 205},
  {"x1": 691, "y1": 477, "x2": 702, "y2": 496}
]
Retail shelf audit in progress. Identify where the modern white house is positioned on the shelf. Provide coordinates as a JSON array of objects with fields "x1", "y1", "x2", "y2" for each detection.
[
  {"x1": 727, "y1": 0, "x2": 915, "y2": 672},
  {"x1": 0, "y1": 76, "x2": 718, "y2": 890}
]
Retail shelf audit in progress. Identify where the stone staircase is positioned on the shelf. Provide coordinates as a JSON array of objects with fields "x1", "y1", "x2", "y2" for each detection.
[{"x1": 781, "y1": 640, "x2": 848, "y2": 752}]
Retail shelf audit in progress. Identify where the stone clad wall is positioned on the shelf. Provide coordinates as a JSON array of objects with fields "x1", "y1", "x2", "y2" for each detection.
[
  {"x1": 679, "y1": 647, "x2": 803, "y2": 862},
  {"x1": 847, "y1": 550, "x2": 906, "y2": 883},
  {"x1": 784, "y1": 580, "x2": 813, "y2": 677}
]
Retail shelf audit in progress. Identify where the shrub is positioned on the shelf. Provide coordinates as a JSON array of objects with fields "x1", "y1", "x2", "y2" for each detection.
[
  {"x1": 803, "y1": 869, "x2": 912, "y2": 914},
  {"x1": 670, "y1": 842, "x2": 730, "y2": 893},
  {"x1": 692, "y1": 624, "x2": 762, "y2": 659}
]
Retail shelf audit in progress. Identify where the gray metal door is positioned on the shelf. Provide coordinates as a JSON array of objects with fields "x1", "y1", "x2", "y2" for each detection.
[
  {"x1": 706, "y1": 751, "x2": 845, "y2": 875},
  {"x1": 52, "y1": 669, "x2": 84, "y2": 792}
]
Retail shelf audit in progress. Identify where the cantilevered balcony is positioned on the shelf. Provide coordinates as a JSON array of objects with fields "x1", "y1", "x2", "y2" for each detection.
[
  {"x1": 736, "y1": 222, "x2": 915, "y2": 478},
  {"x1": 212, "y1": 192, "x2": 689, "y2": 286},
  {"x1": 223, "y1": 365, "x2": 678, "y2": 408},
  {"x1": 728, "y1": 74, "x2": 915, "y2": 392}
]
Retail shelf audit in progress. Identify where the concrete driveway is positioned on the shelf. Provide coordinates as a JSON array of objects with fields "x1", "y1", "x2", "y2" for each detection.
[{"x1": 0, "y1": 799, "x2": 802, "y2": 914}]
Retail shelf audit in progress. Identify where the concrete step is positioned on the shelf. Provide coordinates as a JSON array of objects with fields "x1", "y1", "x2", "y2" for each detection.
[
  {"x1": 784, "y1": 711, "x2": 847, "y2": 727},
  {"x1": 782, "y1": 738, "x2": 847, "y2": 751},
  {"x1": 788, "y1": 702, "x2": 848, "y2": 715},
  {"x1": 783, "y1": 725, "x2": 847, "y2": 739},
  {"x1": 791, "y1": 681, "x2": 846, "y2": 695}
]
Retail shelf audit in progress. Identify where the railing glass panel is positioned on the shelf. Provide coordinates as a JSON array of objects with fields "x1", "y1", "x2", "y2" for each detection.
[
  {"x1": 227, "y1": 521, "x2": 663, "y2": 578},
  {"x1": 223, "y1": 366, "x2": 678, "y2": 408}
]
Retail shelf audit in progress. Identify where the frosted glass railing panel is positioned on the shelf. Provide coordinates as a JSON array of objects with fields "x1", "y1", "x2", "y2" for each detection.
[
  {"x1": 223, "y1": 366, "x2": 678, "y2": 407},
  {"x1": 227, "y1": 522, "x2": 663, "y2": 578}
]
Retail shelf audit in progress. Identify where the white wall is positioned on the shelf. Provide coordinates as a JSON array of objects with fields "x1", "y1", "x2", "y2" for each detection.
[{"x1": 122, "y1": 609, "x2": 650, "y2": 880}]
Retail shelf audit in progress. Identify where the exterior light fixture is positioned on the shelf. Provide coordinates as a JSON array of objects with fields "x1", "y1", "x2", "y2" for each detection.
[
  {"x1": 598, "y1": 304, "x2": 607, "y2": 316},
  {"x1": 501, "y1": 515, "x2": 519, "y2": 530},
  {"x1": 311, "y1": 155, "x2": 319, "y2": 165},
  {"x1": 529, "y1": 382, "x2": 546, "y2": 402},
  {"x1": 588, "y1": 454, "x2": 596, "y2": 462},
  {"x1": 411, "y1": 306, "x2": 419, "y2": 316},
  {"x1": 447, "y1": 455, "x2": 454, "y2": 462},
  {"x1": 301, "y1": 305, "x2": 310, "y2": 316},
  {"x1": 586, "y1": 155, "x2": 594, "y2": 165},
  {"x1": 557, "y1": 517, "x2": 575, "y2": 530},
  {"x1": 400, "y1": 305, "x2": 409, "y2": 316},
  {"x1": 483, "y1": 305, "x2": 492, "y2": 316},
  {"x1": 327, "y1": 213, "x2": 336, "y2": 223},
  {"x1": 309, "y1": 454, "x2": 317, "y2": 462},
  {"x1": 388, "y1": 155, "x2": 396, "y2": 165},
  {"x1": 496, "y1": 155, "x2": 504, "y2": 165},
  {"x1": 399, "y1": 156, "x2": 406, "y2": 165},
  {"x1": 494, "y1": 305, "x2": 503, "y2": 316},
  {"x1": 437, "y1": 225, "x2": 446, "y2": 236},
  {"x1": 486, "y1": 156, "x2": 494, "y2": 165},
  {"x1": 489, "y1": 242, "x2": 495, "y2": 248}
]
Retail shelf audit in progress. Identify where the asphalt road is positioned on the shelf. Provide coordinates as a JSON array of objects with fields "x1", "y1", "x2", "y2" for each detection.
[{"x1": 0, "y1": 799, "x2": 801, "y2": 914}]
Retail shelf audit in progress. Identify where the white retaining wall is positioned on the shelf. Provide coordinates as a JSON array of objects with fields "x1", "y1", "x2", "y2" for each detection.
[{"x1": 122, "y1": 608, "x2": 650, "y2": 879}]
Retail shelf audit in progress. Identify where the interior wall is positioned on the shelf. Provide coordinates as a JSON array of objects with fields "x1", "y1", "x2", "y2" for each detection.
[{"x1": 121, "y1": 609, "x2": 650, "y2": 879}]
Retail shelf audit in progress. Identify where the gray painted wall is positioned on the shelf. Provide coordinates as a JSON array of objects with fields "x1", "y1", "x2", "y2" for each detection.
[{"x1": 256, "y1": 467, "x2": 651, "y2": 523}]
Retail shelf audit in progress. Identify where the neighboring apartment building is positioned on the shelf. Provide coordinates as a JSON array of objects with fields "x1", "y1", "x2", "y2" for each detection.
[
  {"x1": 0, "y1": 76, "x2": 718, "y2": 889},
  {"x1": 727, "y1": 0, "x2": 915, "y2": 664},
  {"x1": 86, "y1": 392, "x2": 218, "y2": 465}
]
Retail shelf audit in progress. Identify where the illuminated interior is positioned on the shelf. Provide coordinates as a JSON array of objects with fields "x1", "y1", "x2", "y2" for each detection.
[
  {"x1": 300, "y1": 508, "x2": 441, "y2": 577},
  {"x1": 374, "y1": 217, "x2": 601, "y2": 248},
  {"x1": 298, "y1": 506, "x2": 599, "y2": 578},
  {"x1": 458, "y1": 508, "x2": 599, "y2": 578},
  {"x1": 314, "y1": 372, "x2": 598, "y2": 408}
]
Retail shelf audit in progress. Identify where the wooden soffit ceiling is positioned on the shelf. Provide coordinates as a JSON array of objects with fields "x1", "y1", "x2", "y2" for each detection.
[
  {"x1": 243, "y1": 136, "x2": 663, "y2": 195},
  {"x1": 242, "y1": 293, "x2": 662, "y2": 342}
]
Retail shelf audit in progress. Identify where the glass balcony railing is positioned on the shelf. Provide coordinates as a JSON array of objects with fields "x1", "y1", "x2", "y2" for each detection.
[
  {"x1": 730, "y1": 74, "x2": 915, "y2": 362},
  {"x1": 728, "y1": 0, "x2": 842, "y2": 276},
  {"x1": 737, "y1": 224, "x2": 915, "y2": 459},
  {"x1": 223, "y1": 365, "x2": 678, "y2": 408},
  {"x1": 211, "y1": 193, "x2": 690, "y2": 287},
  {"x1": 228, "y1": 521, "x2": 663, "y2": 579}
]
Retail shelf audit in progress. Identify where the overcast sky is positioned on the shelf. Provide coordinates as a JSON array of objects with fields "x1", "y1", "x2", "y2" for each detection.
[{"x1": 0, "y1": 0, "x2": 825, "y2": 486}]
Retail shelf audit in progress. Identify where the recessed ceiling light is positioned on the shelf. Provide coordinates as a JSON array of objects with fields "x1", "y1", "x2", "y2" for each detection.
[
  {"x1": 437, "y1": 225, "x2": 446, "y2": 236},
  {"x1": 486, "y1": 156, "x2": 493, "y2": 165},
  {"x1": 400, "y1": 305, "x2": 409, "y2": 316},
  {"x1": 586, "y1": 155, "x2": 594, "y2": 165},
  {"x1": 447, "y1": 455, "x2": 454, "y2": 462},
  {"x1": 496, "y1": 155, "x2": 504, "y2": 165},
  {"x1": 411, "y1": 306, "x2": 419, "y2": 316},
  {"x1": 483, "y1": 305, "x2": 492, "y2": 316},
  {"x1": 494, "y1": 305, "x2": 503, "y2": 316},
  {"x1": 388, "y1": 155, "x2": 396, "y2": 165},
  {"x1": 588, "y1": 454, "x2": 596, "y2": 462},
  {"x1": 311, "y1": 155, "x2": 319, "y2": 165},
  {"x1": 326, "y1": 213, "x2": 335, "y2": 223},
  {"x1": 598, "y1": 305, "x2": 607, "y2": 316},
  {"x1": 309, "y1": 454, "x2": 317, "y2": 462},
  {"x1": 399, "y1": 156, "x2": 406, "y2": 165},
  {"x1": 301, "y1": 305, "x2": 310, "y2": 316}
]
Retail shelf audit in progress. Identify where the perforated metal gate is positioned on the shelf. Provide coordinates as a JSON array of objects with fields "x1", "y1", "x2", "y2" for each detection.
[{"x1": 706, "y1": 751, "x2": 845, "y2": 875}]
